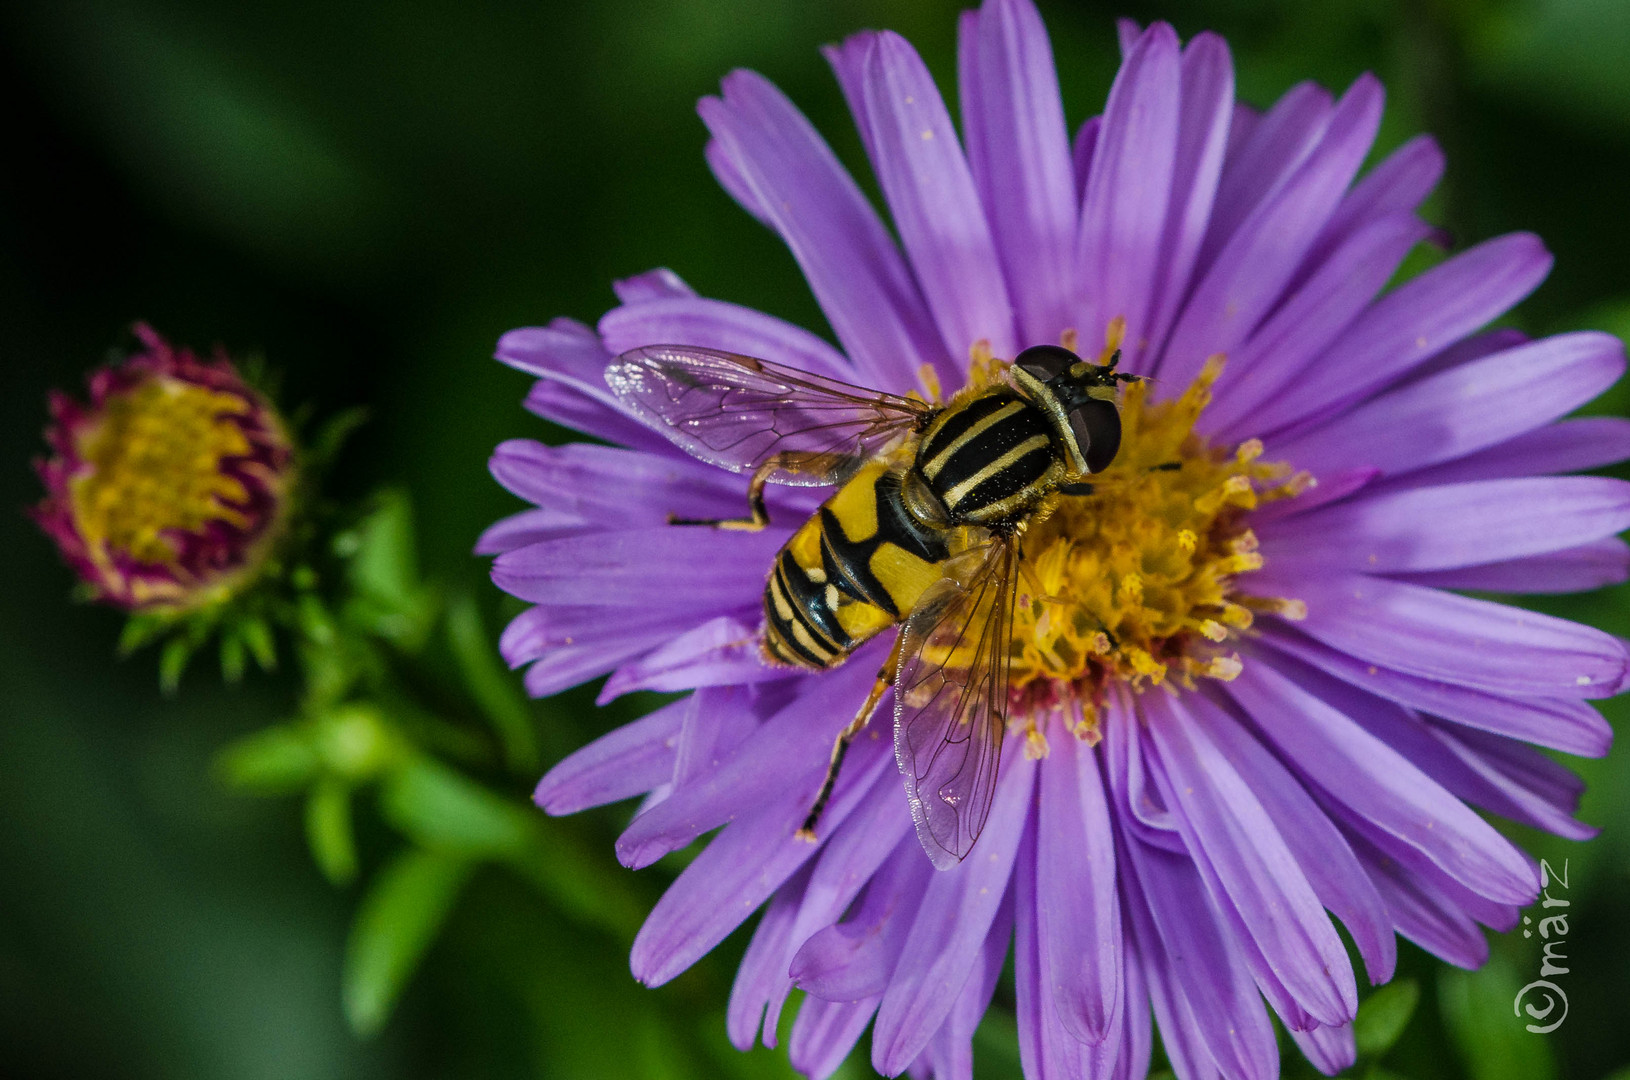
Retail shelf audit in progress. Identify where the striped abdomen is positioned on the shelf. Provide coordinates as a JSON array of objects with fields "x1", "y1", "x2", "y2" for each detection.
[
  {"x1": 914, "y1": 390, "x2": 1061, "y2": 526},
  {"x1": 763, "y1": 462, "x2": 955, "y2": 670}
]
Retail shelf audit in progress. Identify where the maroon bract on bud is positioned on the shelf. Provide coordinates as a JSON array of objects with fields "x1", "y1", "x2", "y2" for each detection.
[{"x1": 34, "y1": 324, "x2": 295, "y2": 612}]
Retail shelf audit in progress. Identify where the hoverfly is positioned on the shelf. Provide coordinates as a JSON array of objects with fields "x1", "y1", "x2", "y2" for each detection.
[{"x1": 605, "y1": 343, "x2": 1134, "y2": 868}]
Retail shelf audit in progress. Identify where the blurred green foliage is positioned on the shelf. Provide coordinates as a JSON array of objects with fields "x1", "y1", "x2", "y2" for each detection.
[{"x1": 2, "y1": 0, "x2": 1629, "y2": 1077}]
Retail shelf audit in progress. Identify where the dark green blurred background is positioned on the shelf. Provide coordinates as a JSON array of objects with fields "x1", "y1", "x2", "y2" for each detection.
[{"x1": 3, "y1": 0, "x2": 1628, "y2": 1077}]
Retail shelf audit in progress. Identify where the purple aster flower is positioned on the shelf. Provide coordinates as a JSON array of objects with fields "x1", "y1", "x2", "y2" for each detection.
[{"x1": 482, "y1": 4, "x2": 1627, "y2": 1078}]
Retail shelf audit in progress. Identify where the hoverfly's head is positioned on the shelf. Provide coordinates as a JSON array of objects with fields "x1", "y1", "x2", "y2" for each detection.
[{"x1": 1009, "y1": 344, "x2": 1140, "y2": 476}]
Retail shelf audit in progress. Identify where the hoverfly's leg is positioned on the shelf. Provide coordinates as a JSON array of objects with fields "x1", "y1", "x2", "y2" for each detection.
[
  {"x1": 1058, "y1": 481, "x2": 1095, "y2": 496},
  {"x1": 668, "y1": 457, "x2": 779, "y2": 531},
  {"x1": 1149, "y1": 461, "x2": 1182, "y2": 472},
  {"x1": 796, "y1": 634, "x2": 907, "y2": 843}
]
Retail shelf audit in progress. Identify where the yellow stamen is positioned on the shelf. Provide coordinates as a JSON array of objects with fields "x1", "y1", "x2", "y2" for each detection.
[
  {"x1": 1006, "y1": 356, "x2": 1305, "y2": 705},
  {"x1": 69, "y1": 376, "x2": 256, "y2": 573}
]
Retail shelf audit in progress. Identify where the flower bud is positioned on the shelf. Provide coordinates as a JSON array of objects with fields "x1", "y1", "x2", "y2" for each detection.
[{"x1": 34, "y1": 324, "x2": 294, "y2": 611}]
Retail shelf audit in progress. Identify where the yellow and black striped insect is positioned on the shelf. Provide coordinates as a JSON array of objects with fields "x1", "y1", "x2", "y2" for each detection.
[{"x1": 605, "y1": 343, "x2": 1134, "y2": 867}]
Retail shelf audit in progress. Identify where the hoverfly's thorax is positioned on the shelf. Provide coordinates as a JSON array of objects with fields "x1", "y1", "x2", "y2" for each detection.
[{"x1": 911, "y1": 389, "x2": 1062, "y2": 527}]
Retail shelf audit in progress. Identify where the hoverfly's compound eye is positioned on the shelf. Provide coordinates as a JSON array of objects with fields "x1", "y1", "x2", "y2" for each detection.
[
  {"x1": 1014, "y1": 344, "x2": 1078, "y2": 383},
  {"x1": 1070, "y1": 398, "x2": 1123, "y2": 474}
]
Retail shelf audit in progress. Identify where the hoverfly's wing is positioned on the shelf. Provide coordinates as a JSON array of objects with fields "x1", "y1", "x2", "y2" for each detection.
[
  {"x1": 893, "y1": 536, "x2": 1018, "y2": 869},
  {"x1": 605, "y1": 345, "x2": 931, "y2": 486}
]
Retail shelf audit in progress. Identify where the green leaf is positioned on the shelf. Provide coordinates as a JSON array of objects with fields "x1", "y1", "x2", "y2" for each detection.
[
  {"x1": 313, "y1": 702, "x2": 399, "y2": 780},
  {"x1": 1439, "y1": 956, "x2": 1558, "y2": 1080},
  {"x1": 337, "y1": 490, "x2": 438, "y2": 650},
  {"x1": 378, "y1": 757, "x2": 533, "y2": 857},
  {"x1": 343, "y1": 847, "x2": 473, "y2": 1036},
  {"x1": 118, "y1": 612, "x2": 174, "y2": 655},
  {"x1": 220, "y1": 631, "x2": 247, "y2": 683},
  {"x1": 444, "y1": 592, "x2": 538, "y2": 773},
  {"x1": 215, "y1": 724, "x2": 319, "y2": 793},
  {"x1": 158, "y1": 636, "x2": 193, "y2": 695},
  {"x1": 240, "y1": 616, "x2": 278, "y2": 671},
  {"x1": 305, "y1": 779, "x2": 359, "y2": 886},
  {"x1": 1354, "y1": 978, "x2": 1421, "y2": 1058},
  {"x1": 305, "y1": 406, "x2": 370, "y2": 473}
]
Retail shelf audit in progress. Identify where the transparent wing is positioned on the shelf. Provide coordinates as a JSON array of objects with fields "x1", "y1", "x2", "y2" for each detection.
[
  {"x1": 604, "y1": 345, "x2": 931, "y2": 486},
  {"x1": 893, "y1": 536, "x2": 1018, "y2": 869}
]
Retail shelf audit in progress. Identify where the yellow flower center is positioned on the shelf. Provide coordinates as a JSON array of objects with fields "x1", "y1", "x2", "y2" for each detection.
[
  {"x1": 945, "y1": 332, "x2": 1308, "y2": 752},
  {"x1": 70, "y1": 374, "x2": 257, "y2": 571}
]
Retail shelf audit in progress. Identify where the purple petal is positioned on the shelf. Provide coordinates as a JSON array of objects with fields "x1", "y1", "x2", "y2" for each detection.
[
  {"x1": 1037, "y1": 729, "x2": 1122, "y2": 1043},
  {"x1": 599, "y1": 613, "x2": 787, "y2": 702},
  {"x1": 629, "y1": 728, "x2": 894, "y2": 986},
  {"x1": 1228, "y1": 657, "x2": 1540, "y2": 905},
  {"x1": 700, "y1": 69, "x2": 942, "y2": 392},
  {"x1": 1101, "y1": 696, "x2": 1185, "y2": 853},
  {"x1": 860, "y1": 30, "x2": 1016, "y2": 361},
  {"x1": 1199, "y1": 81, "x2": 1333, "y2": 275},
  {"x1": 1182, "y1": 691, "x2": 1396, "y2": 984},
  {"x1": 1272, "y1": 331, "x2": 1626, "y2": 478},
  {"x1": 522, "y1": 378, "x2": 675, "y2": 454},
  {"x1": 1395, "y1": 415, "x2": 1630, "y2": 488},
  {"x1": 872, "y1": 750, "x2": 1036, "y2": 1076},
  {"x1": 496, "y1": 318, "x2": 605, "y2": 382},
  {"x1": 1395, "y1": 537, "x2": 1630, "y2": 595},
  {"x1": 1117, "y1": 824, "x2": 1279, "y2": 1080},
  {"x1": 754, "y1": 762, "x2": 915, "y2": 1047},
  {"x1": 730, "y1": 867, "x2": 812, "y2": 1049},
  {"x1": 705, "y1": 137, "x2": 772, "y2": 226},
  {"x1": 533, "y1": 696, "x2": 687, "y2": 814},
  {"x1": 488, "y1": 439, "x2": 803, "y2": 529},
  {"x1": 1252, "y1": 232, "x2": 1554, "y2": 435},
  {"x1": 1146, "y1": 693, "x2": 1357, "y2": 1028},
  {"x1": 1160, "y1": 74, "x2": 1383, "y2": 389},
  {"x1": 1013, "y1": 814, "x2": 1128, "y2": 1080},
  {"x1": 613, "y1": 267, "x2": 696, "y2": 305},
  {"x1": 1202, "y1": 212, "x2": 1430, "y2": 438},
  {"x1": 1141, "y1": 32, "x2": 1235, "y2": 371},
  {"x1": 1339, "y1": 801, "x2": 1523, "y2": 935},
  {"x1": 1224, "y1": 101, "x2": 1259, "y2": 161},
  {"x1": 1348, "y1": 827, "x2": 1490, "y2": 968},
  {"x1": 1075, "y1": 23, "x2": 1181, "y2": 357},
  {"x1": 616, "y1": 650, "x2": 882, "y2": 868},
  {"x1": 522, "y1": 624, "x2": 681, "y2": 699},
  {"x1": 1440, "y1": 723, "x2": 1591, "y2": 816},
  {"x1": 1115, "y1": 18, "x2": 1141, "y2": 56},
  {"x1": 791, "y1": 837, "x2": 930, "y2": 1001},
  {"x1": 960, "y1": 0, "x2": 1078, "y2": 346},
  {"x1": 1303, "y1": 133, "x2": 1443, "y2": 273},
  {"x1": 475, "y1": 506, "x2": 591, "y2": 554},
  {"x1": 1278, "y1": 671, "x2": 1592, "y2": 840},
  {"x1": 1259, "y1": 476, "x2": 1630, "y2": 573},
  {"x1": 671, "y1": 683, "x2": 770, "y2": 791},
  {"x1": 787, "y1": 760, "x2": 916, "y2": 948},
  {"x1": 1291, "y1": 1024, "x2": 1357, "y2": 1077},
  {"x1": 789, "y1": 995, "x2": 879, "y2": 1080},
  {"x1": 1071, "y1": 116, "x2": 1101, "y2": 205},
  {"x1": 1248, "y1": 465, "x2": 1379, "y2": 527},
  {"x1": 499, "y1": 320, "x2": 678, "y2": 453},
  {"x1": 925, "y1": 894, "x2": 1012, "y2": 1080},
  {"x1": 1247, "y1": 568, "x2": 1630, "y2": 698},
  {"x1": 1424, "y1": 724, "x2": 1596, "y2": 841},
  {"x1": 600, "y1": 295, "x2": 852, "y2": 380},
  {"x1": 500, "y1": 603, "x2": 713, "y2": 669},
  {"x1": 1107, "y1": 935, "x2": 1151, "y2": 1080},
  {"x1": 1257, "y1": 625, "x2": 1612, "y2": 757},
  {"x1": 491, "y1": 526, "x2": 780, "y2": 608}
]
